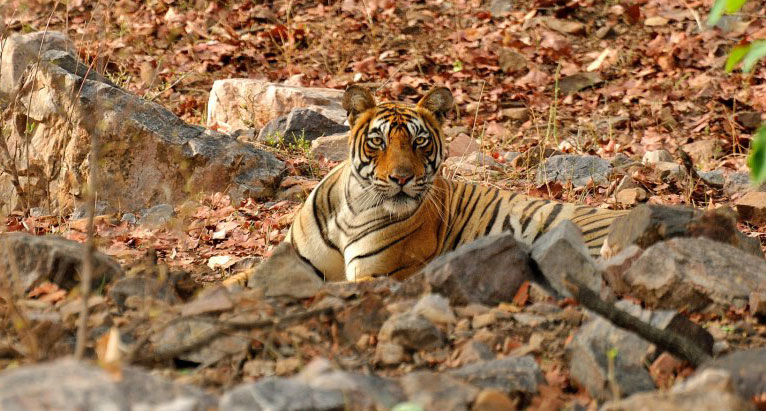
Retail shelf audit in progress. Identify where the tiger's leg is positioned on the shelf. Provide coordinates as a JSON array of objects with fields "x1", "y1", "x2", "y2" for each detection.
[{"x1": 288, "y1": 201, "x2": 346, "y2": 282}]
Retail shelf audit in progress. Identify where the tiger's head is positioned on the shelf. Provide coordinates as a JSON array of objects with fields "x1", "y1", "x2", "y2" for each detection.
[{"x1": 342, "y1": 85, "x2": 453, "y2": 215}]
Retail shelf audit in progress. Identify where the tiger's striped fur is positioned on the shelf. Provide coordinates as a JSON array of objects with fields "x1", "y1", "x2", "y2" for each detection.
[{"x1": 280, "y1": 85, "x2": 628, "y2": 282}]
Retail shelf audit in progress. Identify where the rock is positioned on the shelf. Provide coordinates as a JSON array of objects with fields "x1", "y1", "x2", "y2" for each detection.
[
  {"x1": 735, "y1": 191, "x2": 766, "y2": 226},
  {"x1": 257, "y1": 108, "x2": 349, "y2": 145},
  {"x1": 600, "y1": 245, "x2": 643, "y2": 292},
  {"x1": 243, "y1": 360, "x2": 276, "y2": 378},
  {"x1": 456, "y1": 340, "x2": 495, "y2": 365},
  {"x1": 448, "y1": 133, "x2": 480, "y2": 158},
  {"x1": 180, "y1": 286, "x2": 234, "y2": 316},
  {"x1": 568, "y1": 307, "x2": 656, "y2": 401},
  {"x1": 641, "y1": 150, "x2": 673, "y2": 165},
  {"x1": 558, "y1": 73, "x2": 604, "y2": 94},
  {"x1": 121, "y1": 212, "x2": 138, "y2": 224},
  {"x1": 109, "y1": 276, "x2": 181, "y2": 312},
  {"x1": 601, "y1": 368, "x2": 755, "y2": 411},
  {"x1": 488, "y1": 0, "x2": 513, "y2": 17},
  {"x1": 616, "y1": 187, "x2": 647, "y2": 205},
  {"x1": 378, "y1": 312, "x2": 443, "y2": 350},
  {"x1": 246, "y1": 243, "x2": 323, "y2": 298},
  {"x1": 412, "y1": 293, "x2": 456, "y2": 325},
  {"x1": 138, "y1": 204, "x2": 175, "y2": 226},
  {"x1": 151, "y1": 315, "x2": 250, "y2": 364},
  {"x1": 603, "y1": 204, "x2": 762, "y2": 258},
  {"x1": 697, "y1": 348, "x2": 766, "y2": 401},
  {"x1": 296, "y1": 358, "x2": 406, "y2": 410},
  {"x1": 4, "y1": 49, "x2": 284, "y2": 214},
  {"x1": 449, "y1": 355, "x2": 543, "y2": 396},
  {"x1": 0, "y1": 31, "x2": 75, "y2": 98},
  {"x1": 310, "y1": 132, "x2": 348, "y2": 162},
  {"x1": 464, "y1": 152, "x2": 502, "y2": 169},
  {"x1": 472, "y1": 312, "x2": 497, "y2": 329},
  {"x1": 621, "y1": 237, "x2": 766, "y2": 310},
  {"x1": 276, "y1": 357, "x2": 302, "y2": 376},
  {"x1": 536, "y1": 155, "x2": 611, "y2": 187},
  {"x1": 400, "y1": 371, "x2": 480, "y2": 411},
  {"x1": 698, "y1": 170, "x2": 725, "y2": 187},
  {"x1": 473, "y1": 388, "x2": 518, "y2": 411},
  {"x1": 498, "y1": 49, "x2": 527, "y2": 74},
  {"x1": 736, "y1": 111, "x2": 763, "y2": 130},
  {"x1": 750, "y1": 292, "x2": 766, "y2": 316},
  {"x1": 654, "y1": 161, "x2": 686, "y2": 180},
  {"x1": 724, "y1": 172, "x2": 766, "y2": 197},
  {"x1": 375, "y1": 342, "x2": 407, "y2": 365},
  {"x1": 542, "y1": 17, "x2": 586, "y2": 35},
  {"x1": 220, "y1": 377, "x2": 346, "y2": 411},
  {"x1": 502, "y1": 151, "x2": 522, "y2": 164},
  {"x1": 423, "y1": 233, "x2": 534, "y2": 306},
  {"x1": 334, "y1": 295, "x2": 389, "y2": 344},
  {"x1": 681, "y1": 139, "x2": 720, "y2": 165},
  {"x1": 0, "y1": 359, "x2": 216, "y2": 410},
  {"x1": 207, "y1": 79, "x2": 346, "y2": 133},
  {"x1": 0, "y1": 232, "x2": 122, "y2": 293},
  {"x1": 531, "y1": 221, "x2": 602, "y2": 298}
]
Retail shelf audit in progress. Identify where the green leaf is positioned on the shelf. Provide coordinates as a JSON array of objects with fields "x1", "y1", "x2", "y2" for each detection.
[
  {"x1": 707, "y1": 0, "x2": 728, "y2": 26},
  {"x1": 392, "y1": 403, "x2": 425, "y2": 411},
  {"x1": 748, "y1": 126, "x2": 766, "y2": 184},
  {"x1": 452, "y1": 60, "x2": 463, "y2": 73},
  {"x1": 725, "y1": 0, "x2": 747, "y2": 13},
  {"x1": 725, "y1": 43, "x2": 750, "y2": 72},
  {"x1": 742, "y1": 40, "x2": 766, "y2": 73}
]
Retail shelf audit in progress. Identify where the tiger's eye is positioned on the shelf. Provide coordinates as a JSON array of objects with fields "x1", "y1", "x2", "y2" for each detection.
[
  {"x1": 414, "y1": 136, "x2": 428, "y2": 146},
  {"x1": 368, "y1": 137, "x2": 384, "y2": 147}
]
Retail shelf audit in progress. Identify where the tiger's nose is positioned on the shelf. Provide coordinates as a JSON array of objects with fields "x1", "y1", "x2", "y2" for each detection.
[{"x1": 389, "y1": 172, "x2": 414, "y2": 186}]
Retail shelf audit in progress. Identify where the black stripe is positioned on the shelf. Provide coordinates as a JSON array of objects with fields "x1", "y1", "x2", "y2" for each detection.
[
  {"x1": 348, "y1": 225, "x2": 422, "y2": 264},
  {"x1": 478, "y1": 189, "x2": 500, "y2": 220},
  {"x1": 519, "y1": 200, "x2": 547, "y2": 234},
  {"x1": 541, "y1": 203, "x2": 564, "y2": 232},
  {"x1": 484, "y1": 197, "x2": 504, "y2": 235},
  {"x1": 449, "y1": 186, "x2": 482, "y2": 250}
]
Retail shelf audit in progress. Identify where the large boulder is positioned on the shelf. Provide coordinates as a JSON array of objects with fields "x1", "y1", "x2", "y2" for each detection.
[
  {"x1": 0, "y1": 31, "x2": 75, "y2": 99},
  {"x1": 207, "y1": 79, "x2": 347, "y2": 134},
  {"x1": 3, "y1": 46, "x2": 284, "y2": 213}
]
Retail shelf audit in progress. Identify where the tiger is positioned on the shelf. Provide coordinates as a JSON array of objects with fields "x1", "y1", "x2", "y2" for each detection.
[{"x1": 275, "y1": 85, "x2": 630, "y2": 282}]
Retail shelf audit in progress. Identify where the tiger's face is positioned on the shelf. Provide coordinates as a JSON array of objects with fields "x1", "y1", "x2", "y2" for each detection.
[{"x1": 342, "y1": 86, "x2": 454, "y2": 215}]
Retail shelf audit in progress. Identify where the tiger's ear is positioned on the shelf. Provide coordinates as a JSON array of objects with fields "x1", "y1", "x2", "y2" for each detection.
[
  {"x1": 342, "y1": 85, "x2": 376, "y2": 127},
  {"x1": 417, "y1": 87, "x2": 453, "y2": 124}
]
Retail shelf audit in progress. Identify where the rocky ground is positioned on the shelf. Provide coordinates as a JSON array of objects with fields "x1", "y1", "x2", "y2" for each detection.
[{"x1": 1, "y1": 0, "x2": 766, "y2": 410}]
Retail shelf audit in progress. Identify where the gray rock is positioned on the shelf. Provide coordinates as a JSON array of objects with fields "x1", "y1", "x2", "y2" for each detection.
[
  {"x1": 736, "y1": 111, "x2": 763, "y2": 130},
  {"x1": 621, "y1": 237, "x2": 766, "y2": 310},
  {"x1": 378, "y1": 312, "x2": 443, "y2": 350},
  {"x1": 654, "y1": 161, "x2": 687, "y2": 181},
  {"x1": 399, "y1": 371, "x2": 480, "y2": 411},
  {"x1": 697, "y1": 348, "x2": 766, "y2": 400},
  {"x1": 531, "y1": 221, "x2": 602, "y2": 298},
  {"x1": 120, "y1": 212, "x2": 137, "y2": 224},
  {"x1": 296, "y1": 358, "x2": 406, "y2": 410},
  {"x1": 375, "y1": 342, "x2": 407, "y2": 365},
  {"x1": 150, "y1": 315, "x2": 250, "y2": 364},
  {"x1": 246, "y1": 242, "x2": 323, "y2": 298},
  {"x1": 220, "y1": 378, "x2": 345, "y2": 411},
  {"x1": 735, "y1": 191, "x2": 766, "y2": 226},
  {"x1": 3, "y1": 47, "x2": 284, "y2": 213},
  {"x1": 558, "y1": 72, "x2": 603, "y2": 94},
  {"x1": 698, "y1": 170, "x2": 725, "y2": 187},
  {"x1": 412, "y1": 293, "x2": 456, "y2": 325},
  {"x1": 537, "y1": 155, "x2": 611, "y2": 187},
  {"x1": 310, "y1": 132, "x2": 348, "y2": 162},
  {"x1": 724, "y1": 172, "x2": 766, "y2": 197},
  {"x1": 139, "y1": 204, "x2": 175, "y2": 226},
  {"x1": 603, "y1": 204, "x2": 762, "y2": 258},
  {"x1": 109, "y1": 276, "x2": 181, "y2": 312},
  {"x1": 601, "y1": 368, "x2": 755, "y2": 411},
  {"x1": 641, "y1": 150, "x2": 673, "y2": 165},
  {"x1": 569, "y1": 306, "x2": 656, "y2": 401},
  {"x1": 455, "y1": 340, "x2": 495, "y2": 365},
  {"x1": 258, "y1": 108, "x2": 349, "y2": 145},
  {"x1": 488, "y1": 0, "x2": 513, "y2": 17},
  {"x1": 0, "y1": 31, "x2": 75, "y2": 98},
  {"x1": 0, "y1": 359, "x2": 216, "y2": 411},
  {"x1": 448, "y1": 355, "x2": 543, "y2": 395},
  {"x1": 0, "y1": 232, "x2": 122, "y2": 294},
  {"x1": 423, "y1": 233, "x2": 534, "y2": 306}
]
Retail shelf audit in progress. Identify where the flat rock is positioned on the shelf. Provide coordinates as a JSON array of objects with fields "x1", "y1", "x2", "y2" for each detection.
[
  {"x1": 601, "y1": 368, "x2": 755, "y2": 411},
  {"x1": 220, "y1": 377, "x2": 345, "y2": 411},
  {"x1": 207, "y1": 79, "x2": 346, "y2": 133},
  {"x1": 681, "y1": 139, "x2": 720, "y2": 165},
  {"x1": 531, "y1": 221, "x2": 602, "y2": 298},
  {"x1": 296, "y1": 358, "x2": 406, "y2": 410},
  {"x1": 246, "y1": 242, "x2": 324, "y2": 298},
  {"x1": 735, "y1": 191, "x2": 766, "y2": 226},
  {"x1": 537, "y1": 155, "x2": 611, "y2": 187},
  {"x1": 641, "y1": 150, "x2": 673, "y2": 165},
  {"x1": 448, "y1": 355, "x2": 543, "y2": 395},
  {"x1": 150, "y1": 314, "x2": 250, "y2": 364},
  {"x1": 0, "y1": 359, "x2": 216, "y2": 411},
  {"x1": 310, "y1": 132, "x2": 348, "y2": 162},
  {"x1": 399, "y1": 371, "x2": 480, "y2": 411},
  {"x1": 423, "y1": 233, "x2": 534, "y2": 306},
  {"x1": 4, "y1": 48, "x2": 284, "y2": 213},
  {"x1": 257, "y1": 108, "x2": 348, "y2": 145},
  {"x1": 0, "y1": 31, "x2": 75, "y2": 98},
  {"x1": 616, "y1": 187, "x2": 647, "y2": 205},
  {"x1": 0, "y1": 232, "x2": 123, "y2": 294},
  {"x1": 621, "y1": 237, "x2": 766, "y2": 310},
  {"x1": 603, "y1": 204, "x2": 762, "y2": 258},
  {"x1": 569, "y1": 304, "x2": 656, "y2": 401},
  {"x1": 697, "y1": 348, "x2": 766, "y2": 400},
  {"x1": 378, "y1": 311, "x2": 443, "y2": 350}
]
